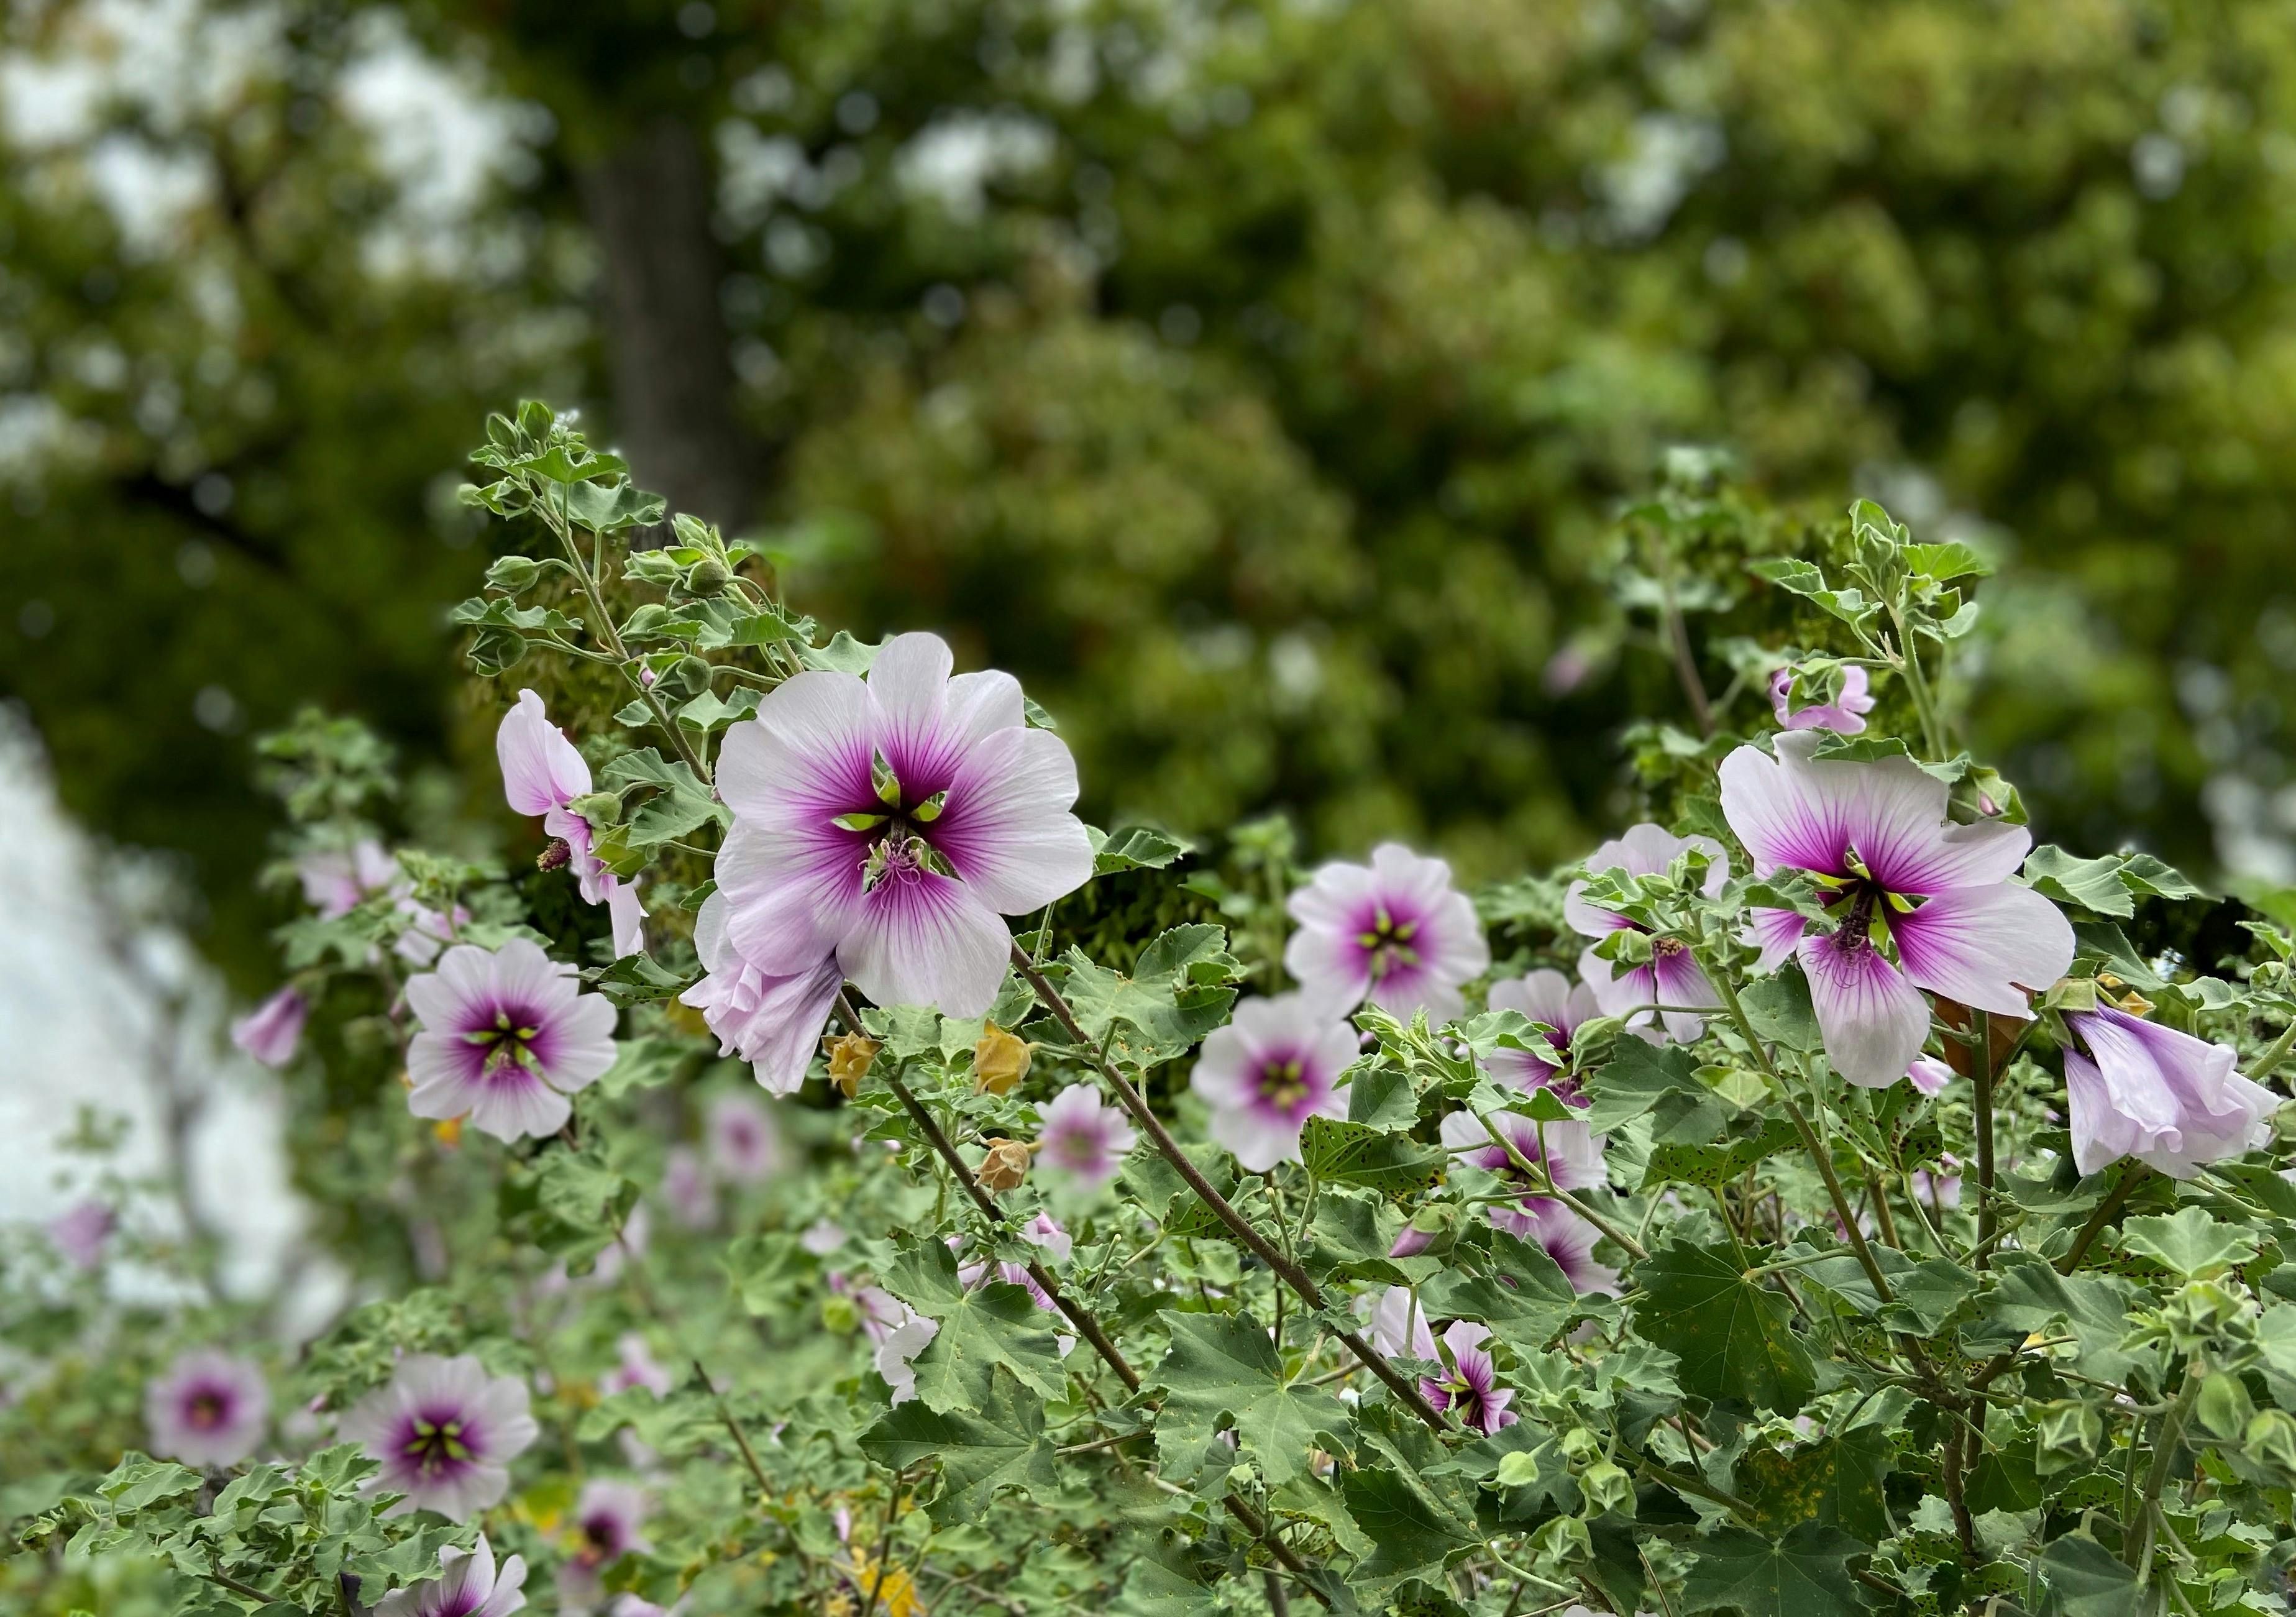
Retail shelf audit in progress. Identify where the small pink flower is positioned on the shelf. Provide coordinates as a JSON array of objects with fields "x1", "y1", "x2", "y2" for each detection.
[
  {"x1": 373, "y1": 1534, "x2": 529, "y2": 1617},
  {"x1": 1189, "y1": 994, "x2": 1356, "y2": 1171},
  {"x1": 1368, "y1": 1286, "x2": 1436, "y2": 1358},
  {"x1": 497, "y1": 689, "x2": 647, "y2": 958},
  {"x1": 46, "y1": 1199, "x2": 114, "y2": 1270},
  {"x1": 1484, "y1": 969, "x2": 1600, "y2": 1098},
  {"x1": 298, "y1": 840, "x2": 400, "y2": 918},
  {"x1": 1284, "y1": 843, "x2": 1489, "y2": 1021},
  {"x1": 1419, "y1": 1321, "x2": 1516, "y2": 1434},
  {"x1": 800, "y1": 1219, "x2": 849, "y2": 1255},
  {"x1": 1022, "y1": 1211, "x2": 1073, "y2": 1264},
  {"x1": 659, "y1": 1147, "x2": 717, "y2": 1230},
  {"x1": 145, "y1": 1350, "x2": 268, "y2": 1467},
  {"x1": 557, "y1": 1480, "x2": 652, "y2": 1608},
  {"x1": 678, "y1": 894, "x2": 842, "y2": 1095},
  {"x1": 1438, "y1": 1109, "x2": 1607, "y2": 1237},
  {"x1": 1770, "y1": 664, "x2": 1875, "y2": 734},
  {"x1": 1907, "y1": 1056, "x2": 1955, "y2": 1096},
  {"x1": 601, "y1": 1333, "x2": 674, "y2": 1399},
  {"x1": 2063, "y1": 1005, "x2": 2277, "y2": 1180},
  {"x1": 855, "y1": 1285, "x2": 908, "y2": 1346},
  {"x1": 1565, "y1": 823, "x2": 1727, "y2": 1044},
  {"x1": 340, "y1": 1354, "x2": 538, "y2": 1520},
  {"x1": 231, "y1": 986, "x2": 308, "y2": 1068},
  {"x1": 1036, "y1": 1084, "x2": 1137, "y2": 1191},
  {"x1": 707, "y1": 1093, "x2": 784, "y2": 1183},
  {"x1": 405, "y1": 940, "x2": 619, "y2": 1142}
]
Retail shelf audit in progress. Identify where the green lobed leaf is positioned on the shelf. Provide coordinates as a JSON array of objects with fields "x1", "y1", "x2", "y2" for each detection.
[
  {"x1": 1299, "y1": 1116, "x2": 1446, "y2": 1194},
  {"x1": 881, "y1": 1239, "x2": 1069, "y2": 1413},
  {"x1": 2037, "y1": 1534, "x2": 2143, "y2": 1617},
  {"x1": 1680, "y1": 1523, "x2": 1868, "y2": 1617},
  {"x1": 858, "y1": 1365, "x2": 1059, "y2": 1520},
  {"x1": 1634, "y1": 1238, "x2": 1815, "y2": 1413},
  {"x1": 1148, "y1": 1308, "x2": 1352, "y2": 1487},
  {"x1": 2120, "y1": 1207, "x2": 2259, "y2": 1278}
]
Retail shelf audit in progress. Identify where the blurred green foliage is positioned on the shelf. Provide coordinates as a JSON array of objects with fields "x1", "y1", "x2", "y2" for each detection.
[{"x1": 7, "y1": 0, "x2": 2296, "y2": 981}]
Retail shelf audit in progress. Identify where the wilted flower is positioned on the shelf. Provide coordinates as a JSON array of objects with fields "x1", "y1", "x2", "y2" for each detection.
[
  {"x1": 145, "y1": 1349, "x2": 268, "y2": 1468},
  {"x1": 1721, "y1": 731, "x2": 2074, "y2": 1088},
  {"x1": 874, "y1": 1309, "x2": 940, "y2": 1406},
  {"x1": 2063, "y1": 1004, "x2": 2278, "y2": 1179},
  {"x1": 1484, "y1": 969, "x2": 1599, "y2": 1097},
  {"x1": 1565, "y1": 823, "x2": 1728, "y2": 1044},
  {"x1": 1438, "y1": 1110, "x2": 1607, "y2": 1237},
  {"x1": 405, "y1": 940, "x2": 619, "y2": 1142},
  {"x1": 600, "y1": 1333, "x2": 674, "y2": 1400},
  {"x1": 496, "y1": 689, "x2": 646, "y2": 958},
  {"x1": 1189, "y1": 993, "x2": 1357, "y2": 1171},
  {"x1": 374, "y1": 1534, "x2": 528, "y2": 1617},
  {"x1": 976, "y1": 1137, "x2": 1031, "y2": 1193},
  {"x1": 706, "y1": 1093, "x2": 784, "y2": 1183},
  {"x1": 340, "y1": 1354, "x2": 539, "y2": 1519},
  {"x1": 1519, "y1": 1199, "x2": 1620, "y2": 1296},
  {"x1": 825, "y1": 1030, "x2": 880, "y2": 1096},
  {"x1": 46, "y1": 1199, "x2": 114, "y2": 1270},
  {"x1": 1369, "y1": 1286, "x2": 1437, "y2": 1359},
  {"x1": 1419, "y1": 1321, "x2": 1516, "y2": 1434},
  {"x1": 679, "y1": 893, "x2": 841, "y2": 1096},
  {"x1": 557, "y1": 1480, "x2": 652, "y2": 1608},
  {"x1": 659, "y1": 1147, "x2": 716, "y2": 1230},
  {"x1": 1770, "y1": 664, "x2": 1875, "y2": 734},
  {"x1": 1285, "y1": 843, "x2": 1489, "y2": 1021},
  {"x1": 715, "y1": 632, "x2": 1094, "y2": 1017},
  {"x1": 973, "y1": 1022, "x2": 1031, "y2": 1094},
  {"x1": 231, "y1": 985, "x2": 308, "y2": 1068},
  {"x1": 1035, "y1": 1084, "x2": 1137, "y2": 1191}
]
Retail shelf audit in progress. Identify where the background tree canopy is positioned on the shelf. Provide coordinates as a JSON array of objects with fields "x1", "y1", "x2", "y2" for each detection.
[{"x1": 6, "y1": 0, "x2": 2296, "y2": 983}]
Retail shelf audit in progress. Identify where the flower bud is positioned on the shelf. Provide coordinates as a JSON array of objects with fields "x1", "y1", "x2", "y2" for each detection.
[
  {"x1": 2033, "y1": 1402, "x2": 2100, "y2": 1475},
  {"x1": 687, "y1": 558, "x2": 731, "y2": 595},
  {"x1": 821, "y1": 1293, "x2": 860, "y2": 1334},
  {"x1": 973, "y1": 1022, "x2": 1032, "y2": 1094},
  {"x1": 485, "y1": 554, "x2": 543, "y2": 592},
  {"x1": 825, "y1": 1032, "x2": 880, "y2": 1097},
  {"x1": 976, "y1": 1137, "x2": 1031, "y2": 1194},
  {"x1": 1579, "y1": 1457, "x2": 1635, "y2": 1516}
]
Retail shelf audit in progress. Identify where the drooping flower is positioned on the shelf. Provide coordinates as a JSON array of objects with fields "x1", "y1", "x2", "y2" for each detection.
[
  {"x1": 706, "y1": 1093, "x2": 784, "y2": 1183},
  {"x1": 1770, "y1": 664, "x2": 1875, "y2": 735},
  {"x1": 1565, "y1": 823, "x2": 1728, "y2": 1044},
  {"x1": 1036, "y1": 1084, "x2": 1137, "y2": 1191},
  {"x1": 1484, "y1": 969, "x2": 1600, "y2": 1098},
  {"x1": 600, "y1": 1333, "x2": 674, "y2": 1400},
  {"x1": 1369, "y1": 1286, "x2": 1437, "y2": 1359},
  {"x1": 659, "y1": 1147, "x2": 716, "y2": 1230},
  {"x1": 1719, "y1": 731, "x2": 2075, "y2": 1088},
  {"x1": 496, "y1": 689, "x2": 647, "y2": 958},
  {"x1": 874, "y1": 1309, "x2": 940, "y2": 1406},
  {"x1": 1189, "y1": 993, "x2": 1357, "y2": 1171},
  {"x1": 1419, "y1": 1321, "x2": 1516, "y2": 1435},
  {"x1": 1519, "y1": 1199, "x2": 1621, "y2": 1296},
  {"x1": 231, "y1": 986, "x2": 308, "y2": 1068},
  {"x1": 145, "y1": 1349, "x2": 268, "y2": 1467},
  {"x1": 557, "y1": 1480, "x2": 652, "y2": 1608},
  {"x1": 47, "y1": 1199, "x2": 114, "y2": 1270},
  {"x1": 340, "y1": 1354, "x2": 539, "y2": 1519},
  {"x1": 1907, "y1": 1056, "x2": 1955, "y2": 1096},
  {"x1": 405, "y1": 940, "x2": 619, "y2": 1142},
  {"x1": 2062, "y1": 1004, "x2": 2279, "y2": 1180},
  {"x1": 715, "y1": 632, "x2": 1094, "y2": 1018},
  {"x1": 1438, "y1": 1110, "x2": 1608, "y2": 1238},
  {"x1": 1284, "y1": 843, "x2": 1489, "y2": 1021},
  {"x1": 373, "y1": 1535, "x2": 529, "y2": 1617},
  {"x1": 679, "y1": 892, "x2": 843, "y2": 1096}
]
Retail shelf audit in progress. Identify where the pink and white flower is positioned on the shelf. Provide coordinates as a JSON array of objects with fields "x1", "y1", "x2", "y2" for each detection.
[
  {"x1": 678, "y1": 893, "x2": 842, "y2": 1096},
  {"x1": 659, "y1": 1147, "x2": 716, "y2": 1230},
  {"x1": 405, "y1": 940, "x2": 618, "y2": 1142},
  {"x1": 557, "y1": 1480, "x2": 651, "y2": 1608},
  {"x1": 1022, "y1": 1211, "x2": 1074, "y2": 1264},
  {"x1": 1419, "y1": 1321, "x2": 1516, "y2": 1434},
  {"x1": 341, "y1": 1354, "x2": 537, "y2": 1519},
  {"x1": 1519, "y1": 1199, "x2": 1620, "y2": 1296},
  {"x1": 47, "y1": 1199, "x2": 114, "y2": 1270},
  {"x1": 715, "y1": 633, "x2": 1094, "y2": 1018},
  {"x1": 1719, "y1": 731, "x2": 2075, "y2": 1088},
  {"x1": 2063, "y1": 1004, "x2": 2278, "y2": 1180},
  {"x1": 600, "y1": 1333, "x2": 674, "y2": 1399},
  {"x1": 1036, "y1": 1084, "x2": 1137, "y2": 1191},
  {"x1": 706, "y1": 1093, "x2": 784, "y2": 1183},
  {"x1": 874, "y1": 1308, "x2": 940, "y2": 1406},
  {"x1": 1438, "y1": 1109, "x2": 1608, "y2": 1238},
  {"x1": 231, "y1": 986, "x2": 308, "y2": 1068},
  {"x1": 299, "y1": 840, "x2": 400, "y2": 918},
  {"x1": 1189, "y1": 993, "x2": 1357, "y2": 1171},
  {"x1": 375, "y1": 1535, "x2": 528, "y2": 1617},
  {"x1": 1284, "y1": 843, "x2": 1489, "y2": 1021},
  {"x1": 1369, "y1": 1286, "x2": 1437, "y2": 1359},
  {"x1": 1908, "y1": 1056, "x2": 1955, "y2": 1096},
  {"x1": 1566, "y1": 823, "x2": 1728, "y2": 1044},
  {"x1": 1770, "y1": 664, "x2": 1875, "y2": 734},
  {"x1": 497, "y1": 690, "x2": 647, "y2": 958},
  {"x1": 1484, "y1": 969, "x2": 1601, "y2": 1098},
  {"x1": 145, "y1": 1349, "x2": 268, "y2": 1467}
]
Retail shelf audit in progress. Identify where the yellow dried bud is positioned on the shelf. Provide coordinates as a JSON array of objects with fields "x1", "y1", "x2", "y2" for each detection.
[
  {"x1": 825, "y1": 1032, "x2": 880, "y2": 1097},
  {"x1": 972, "y1": 1021, "x2": 1033, "y2": 1094},
  {"x1": 976, "y1": 1137, "x2": 1032, "y2": 1194}
]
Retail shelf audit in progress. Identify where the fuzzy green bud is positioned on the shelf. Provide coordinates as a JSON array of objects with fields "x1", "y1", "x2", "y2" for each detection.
[{"x1": 687, "y1": 557, "x2": 731, "y2": 595}]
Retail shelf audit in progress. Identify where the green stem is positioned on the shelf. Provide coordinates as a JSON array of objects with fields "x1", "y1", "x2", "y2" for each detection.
[
  {"x1": 2248, "y1": 1017, "x2": 2296, "y2": 1084},
  {"x1": 1467, "y1": 1104, "x2": 1649, "y2": 1261},
  {"x1": 1971, "y1": 1007, "x2": 1996, "y2": 1270},
  {"x1": 2130, "y1": 1368, "x2": 2201, "y2": 1579},
  {"x1": 2059, "y1": 1162, "x2": 2144, "y2": 1275},
  {"x1": 1889, "y1": 605, "x2": 1949, "y2": 759}
]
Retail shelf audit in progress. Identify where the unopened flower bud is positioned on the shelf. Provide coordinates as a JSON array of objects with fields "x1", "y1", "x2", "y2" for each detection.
[
  {"x1": 825, "y1": 1032, "x2": 880, "y2": 1097},
  {"x1": 976, "y1": 1137, "x2": 1031, "y2": 1194},
  {"x1": 821, "y1": 1293, "x2": 859, "y2": 1334},
  {"x1": 687, "y1": 558, "x2": 731, "y2": 595},
  {"x1": 537, "y1": 837, "x2": 572, "y2": 874},
  {"x1": 1579, "y1": 1457, "x2": 1635, "y2": 1516},
  {"x1": 974, "y1": 1022, "x2": 1032, "y2": 1094}
]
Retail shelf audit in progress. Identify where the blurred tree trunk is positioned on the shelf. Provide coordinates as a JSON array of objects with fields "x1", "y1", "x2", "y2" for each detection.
[{"x1": 579, "y1": 118, "x2": 752, "y2": 529}]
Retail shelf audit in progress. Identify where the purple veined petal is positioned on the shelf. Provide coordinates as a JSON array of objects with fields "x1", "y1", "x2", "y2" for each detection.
[
  {"x1": 1719, "y1": 738, "x2": 1855, "y2": 879},
  {"x1": 2064, "y1": 1006, "x2": 2278, "y2": 1179},
  {"x1": 2064, "y1": 1048, "x2": 2173, "y2": 1178},
  {"x1": 1370, "y1": 1286, "x2": 1438, "y2": 1359},
  {"x1": 1907, "y1": 1056, "x2": 1955, "y2": 1096},
  {"x1": 1576, "y1": 946, "x2": 1666, "y2": 1036},
  {"x1": 1560, "y1": 878, "x2": 1638, "y2": 941},
  {"x1": 1890, "y1": 883, "x2": 2074, "y2": 1017},
  {"x1": 836, "y1": 869, "x2": 1012, "y2": 1016},
  {"x1": 1191, "y1": 994, "x2": 1358, "y2": 1171},
  {"x1": 864, "y1": 631, "x2": 964, "y2": 781},
  {"x1": 1747, "y1": 906, "x2": 1809, "y2": 973},
  {"x1": 1484, "y1": 969, "x2": 1591, "y2": 1089},
  {"x1": 496, "y1": 690, "x2": 591, "y2": 818},
  {"x1": 1652, "y1": 951, "x2": 1719, "y2": 1045},
  {"x1": 715, "y1": 668, "x2": 877, "y2": 827},
  {"x1": 1208, "y1": 1102, "x2": 1312, "y2": 1171},
  {"x1": 1522, "y1": 1199, "x2": 1621, "y2": 1296},
  {"x1": 231, "y1": 986, "x2": 308, "y2": 1068},
  {"x1": 718, "y1": 819, "x2": 865, "y2": 977},
  {"x1": 1773, "y1": 664, "x2": 1875, "y2": 733},
  {"x1": 1282, "y1": 914, "x2": 1374, "y2": 1016},
  {"x1": 1796, "y1": 928, "x2": 1931, "y2": 1088},
  {"x1": 928, "y1": 723, "x2": 1095, "y2": 915}
]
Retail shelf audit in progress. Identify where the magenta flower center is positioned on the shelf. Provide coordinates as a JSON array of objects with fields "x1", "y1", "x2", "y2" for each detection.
[
  {"x1": 460, "y1": 1004, "x2": 549, "y2": 1078},
  {"x1": 835, "y1": 749, "x2": 961, "y2": 892},
  {"x1": 186, "y1": 1390, "x2": 229, "y2": 1430},
  {"x1": 1354, "y1": 906, "x2": 1421, "y2": 982},
  {"x1": 403, "y1": 1409, "x2": 478, "y2": 1475},
  {"x1": 1254, "y1": 1055, "x2": 1309, "y2": 1111},
  {"x1": 1814, "y1": 848, "x2": 1919, "y2": 958}
]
